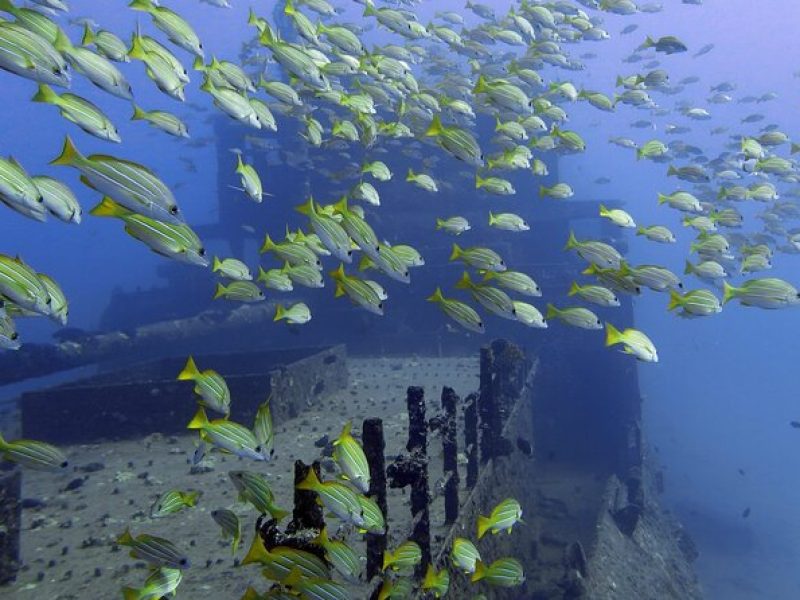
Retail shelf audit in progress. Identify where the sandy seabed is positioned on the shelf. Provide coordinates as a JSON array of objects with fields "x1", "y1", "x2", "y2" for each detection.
[{"x1": 4, "y1": 356, "x2": 479, "y2": 599}]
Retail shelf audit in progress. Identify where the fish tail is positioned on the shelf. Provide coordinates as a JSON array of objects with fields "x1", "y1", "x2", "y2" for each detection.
[
  {"x1": 273, "y1": 304, "x2": 286, "y2": 321},
  {"x1": 538, "y1": 185, "x2": 548, "y2": 198},
  {"x1": 449, "y1": 243, "x2": 462, "y2": 262},
  {"x1": 259, "y1": 234, "x2": 275, "y2": 254},
  {"x1": 642, "y1": 35, "x2": 655, "y2": 49},
  {"x1": 212, "y1": 257, "x2": 223, "y2": 272},
  {"x1": 358, "y1": 254, "x2": 372, "y2": 272},
  {"x1": 312, "y1": 525, "x2": 329, "y2": 547},
  {"x1": 544, "y1": 303, "x2": 560, "y2": 320},
  {"x1": 657, "y1": 193, "x2": 668, "y2": 205},
  {"x1": 128, "y1": 0, "x2": 155, "y2": 12},
  {"x1": 426, "y1": 287, "x2": 445, "y2": 304},
  {"x1": 187, "y1": 407, "x2": 209, "y2": 430},
  {"x1": 213, "y1": 283, "x2": 227, "y2": 300},
  {"x1": 488, "y1": 211, "x2": 496, "y2": 226},
  {"x1": 471, "y1": 560, "x2": 486, "y2": 583},
  {"x1": 330, "y1": 263, "x2": 346, "y2": 282},
  {"x1": 295, "y1": 196, "x2": 316, "y2": 216},
  {"x1": 131, "y1": 104, "x2": 147, "y2": 121},
  {"x1": 338, "y1": 420, "x2": 352, "y2": 442},
  {"x1": 567, "y1": 282, "x2": 580, "y2": 296},
  {"x1": 53, "y1": 29, "x2": 73, "y2": 54},
  {"x1": 295, "y1": 466, "x2": 320, "y2": 491},
  {"x1": 122, "y1": 586, "x2": 140, "y2": 600},
  {"x1": 184, "y1": 491, "x2": 200, "y2": 507},
  {"x1": 667, "y1": 290, "x2": 683, "y2": 311},
  {"x1": 80, "y1": 22, "x2": 95, "y2": 46},
  {"x1": 382, "y1": 550, "x2": 393, "y2": 571},
  {"x1": 89, "y1": 197, "x2": 131, "y2": 219},
  {"x1": 455, "y1": 271, "x2": 472, "y2": 290},
  {"x1": 473, "y1": 74, "x2": 488, "y2": 94},
  {"x1": 721, "y1": 281, "x2": 738, "y2": 304},
  {"x1": 424, "y1": 115, "x2": 444, "y2": 137},
  {"x1": 334, "y1": 280, "x2": 346, "y2": 298},
  {"x1": 477, "y1": 515, "x2": 491, "y2": 539},
  {"x1": 116, "y1": 528, "x2": 134, "y2": 546},
  {"x1": 636, "y1": 226, "x2": 645, "y2": 236},
  {"x1": 423, "y1": 564, "x2": 436, "y2": 588},
  {"x1": 192, "y1": 56, "x2": 206, "y2": 72},
  {"x1": 127, "y1": 31, "x2": 148, "y2": 61},
  {"x1": 32, "y1": 84, "x2": 59, "y2": 105},
  {"x1": 283, "y1": 0, "x2": 295, "y2": 15},
  {"x1": 791, "y1": 143, "x2": 800, "y2": 155},
  {"x1": 332, "y1": 196, "x2": 348, "y2": 214},
  {"x1": 406, "y1": 168, "x2": 415, "y2": 181},
  {"x1": 599, "y1": 204, "x2": 609, "y2": 216},
  {"x1": 667, "y1": 165, "x2": 677, "y2": 177},
  {"x1": 684, "y1": 260, "x2": 694, "y2": 275},
  {"x1": 475, "y1": 174, "x2": 483, "y2": 189},
  {"x1": 177, "y1": 355, "x2": 199, "y2": 381},
  {"x1": 242, "y1": 531, "x2": 270, "y2": 565},
  {"x1": 564, "y1": 230, "x2": 579, "y2": 250},
  {"x1": 50, "y1": 136, "x2": 82, "y2": 167},
  {"x1": 605, "y1": 322, "x2": 622, "y2": 347},
  {"x1": 363, "y1": 0, "x2": 377, "y2": 16},
  {"x1": 435, "y1": 218, "x2": 445, "y2": 230},
  {"x1": 0, "y1": 431, "x2": 7, "y2": 450}
]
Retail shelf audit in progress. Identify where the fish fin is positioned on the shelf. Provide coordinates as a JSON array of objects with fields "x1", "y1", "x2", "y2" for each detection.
[
  {"x1": 721, "y1": 281, "x2": 737, "y2": 304},
  {"x1": 187, "y1": 407, "x2": 209, "y2": 430},
  {"x1": 128, "y1": 0, "x2": 155, "y2": 12},
  {"x1": 564, "y1": 230, "x2": 578, "y2": 250},
  {"x1": 116, "y1": 528, "x2": 133, "y2": 546},
  {"x1": 80, "y1": 23, "x2": 95, "y2": 46},
  {"x1": 52, "y1": 29, "x2": 73, "y2": 54},
  {"x1": 545, "y1": 303, "x2": 558, "y2": 320},
  {"x1": 32, "y1": 84, "x2": 59, "y2": 105},
  {"x1": 605, "y1": 322, "x2": 622, "y2": 346},
  {"x1": 121, "y1": 587, "x2": 139, "y2": 600},
  {"x1": 424, "y1": 114, "x2": 444, "y2": 137},
  {"x1": 471, "y1": 560, "x2": 486, "y2": 582},
  {"x1": 131, "y1": 104, "x2": 147, "y2": 121},
  {"x1": 177, "y1": 355, "x2": 199, "y2": 381},
  {"x1": 273, "y1": 304, "x2": 285, "y2": 321},
  {"x1": 295, "y1": 466, "x2": 320, "y2": 491},
  {"x1": 426, "y1": 287, "x2": 444, "y2": 303},
  {"x1": 382, "y1": 550, "x2": 393, "y2": 571},
  {"x1": 50, "y1": 136, "x2": 81, "y2": 167},
  {"x1": 241, "y1": 532, "x2": 270, "y2": 566},
  {"x1": 476, "y1": 514, "x2": 491, "y2": 539},
  {"x1": 667, "y1": 290, "x2": 683, "y2": 311},
  {"x1": 89, "y1": 197, "x2": 131, "y2": 219},
  {"x1": 455, "y1": 271, "x2": 472, "y2": 290}
]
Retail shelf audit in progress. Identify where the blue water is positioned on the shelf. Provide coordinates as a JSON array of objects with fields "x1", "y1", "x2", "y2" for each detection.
[{"x1": 1, "y1": 1, "x2": 800, "y2": 598}]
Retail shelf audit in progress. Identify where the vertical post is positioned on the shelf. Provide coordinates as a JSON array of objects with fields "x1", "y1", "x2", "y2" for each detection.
[
  {"x1": 288, "y1": 460, "x2": 324, "y2": 533},
  {"x1": 441, "y1": 387, "x2": 459, "y2": 525},
  {"x1": 363, "y1": 418, "x2": 387, "y2": 580},
  {"x1": 406, "y1": 386, "x2": 430, "y2": 575},
  {"x1": 478, "y1": 346, "x2": 495, "y2": 463},
  {"x1": 464, "y1": 392, "x2": 479, "y2": 489},
  {"x1": 0, "y1": 466, "x2": 20, "y2": 585}
]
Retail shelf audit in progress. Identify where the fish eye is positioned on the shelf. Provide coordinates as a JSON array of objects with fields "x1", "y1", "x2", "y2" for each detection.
[
  {"x1": 170, "y1": 206, "x2": 179, "y2": 215},
  {"x1": 378, "y1": 303, "x2": 383, "y2": 309},
  {"x1": 255, "y1": 445, "x2": 263, "y2": 452},
  {"x1": 10, "y1": 333, "x2": 18, "y2": 340},
  {"x1": 198, "y1": 248, "x2": 206, "y2": 256},
  {"x1": 60, "y1": 460, "x2": 69, "y2": 468},
  {"x1": 347, "y1": 250, "x2": 352, "y2": 256},
  {"x1": 179, "y1": 558, "x2": 189, "y2": 567}
]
